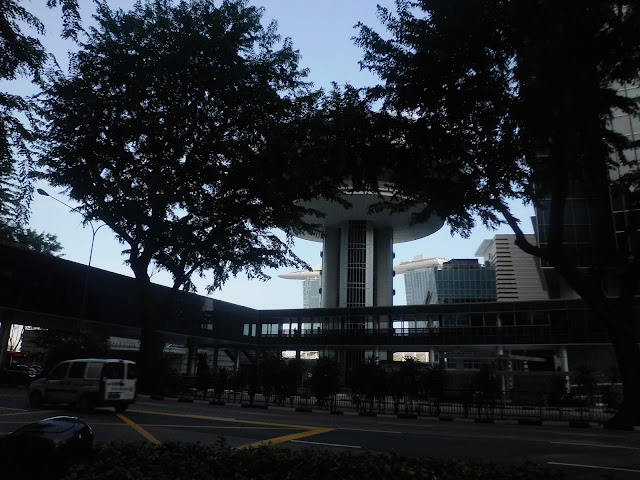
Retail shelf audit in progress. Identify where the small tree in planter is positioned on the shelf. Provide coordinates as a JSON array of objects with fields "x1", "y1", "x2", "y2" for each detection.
[
  {"x1": 211, "y1": 367, "x2": 229, "y2": 405},
  {"x1": 397, "y1": 358, "x2": 422, "y2": 415},
  {"x1": 475, "y1": 364, "x2": 500, "y2": 420},
  {"x1": 350, "y1": 360, "x2": 387, "y2": 414},
  {"x1": 283, "y1": 358, "x2": 305, "y2": 407},
  {"x1": 424, "y1": 364, "x2": 448, "y2": 417},
  {"x1": 236, "y1": 363, "x2": 259, "y2": 406},
  {"x1": 195, "y1": 354, "x2": 211, "y2": 400},
  {"x1": 310, "y1": 357, "x2": 341, "y2": 411},
  {"x1": 257, "y1": 352, "x2": 283, "y2": 407}
]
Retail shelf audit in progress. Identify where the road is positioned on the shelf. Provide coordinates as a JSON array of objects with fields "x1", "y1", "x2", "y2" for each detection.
[{"x1": 1, "y1": 386, "x2": 640, "y2": 479}]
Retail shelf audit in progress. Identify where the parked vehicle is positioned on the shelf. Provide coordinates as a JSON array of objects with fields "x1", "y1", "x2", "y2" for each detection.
[
  {"x1": 0, "y1": 364, "x2": 38, "y2": 386},
  {"x1": 0, "y1": 416, "x2": 93, "y2": 477},
  {"x1": 29, "y1": 358, "x2": 136, "y2": 413}
]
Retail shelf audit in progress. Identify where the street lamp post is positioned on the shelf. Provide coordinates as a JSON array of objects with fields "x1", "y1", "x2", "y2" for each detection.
[{"x1": 37, "y1": 189, "x2": 107, "y2": 317}]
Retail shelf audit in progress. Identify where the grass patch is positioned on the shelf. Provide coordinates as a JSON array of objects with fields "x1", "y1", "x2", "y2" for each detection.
[{"x1": 61, "y1": 440, "x2": 564, "y2": 480}]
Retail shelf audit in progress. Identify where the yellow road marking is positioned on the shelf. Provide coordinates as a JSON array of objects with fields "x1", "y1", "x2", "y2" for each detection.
[
  {"x1": 117, "y1": 413, "x2": 161, "y2": 445},
  {"x1": 236, "y1": 427, "x2": 335, "y2": 450},
  {"x1": 127, "y1": 408, "x2": 312, "y2": 430},
  {"x1": 140, "y1": 424, "x2": 290, "y2": 429},
  {"x1": 0, "y1": 410, "x2": 59, "y2": 417}
]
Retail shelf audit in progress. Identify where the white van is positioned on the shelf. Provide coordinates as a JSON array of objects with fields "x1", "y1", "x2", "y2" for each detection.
[{"x1": 28, "y1": 359, "x2": 136, "y2": 413}]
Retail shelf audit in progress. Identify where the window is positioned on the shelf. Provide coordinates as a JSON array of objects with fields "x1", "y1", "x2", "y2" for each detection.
[
  {"x1": 86, "y1": 362, "x2": 103, "y2": 379},
  {"x1": 68, "y1": 362, "x2": 87, "y2": 379},
  {"x1": 48, "y1": 362, "x2": 69, "y2": 380},
  {"x1": 127, "y1": 363, "x2": 137, "y2": 380},
  {"x1": 103, "y1": 362, "x2": 125, "y2": 380}
]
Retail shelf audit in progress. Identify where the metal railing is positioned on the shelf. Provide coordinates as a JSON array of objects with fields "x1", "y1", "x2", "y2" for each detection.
[{"x1": 185, "y1": 387, "x2": 619, "y2": 424}]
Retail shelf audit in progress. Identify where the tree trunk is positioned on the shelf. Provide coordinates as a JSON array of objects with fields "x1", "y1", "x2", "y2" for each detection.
[{"x1": 132, "y1": 271, "x2": 165, "y2": 393}]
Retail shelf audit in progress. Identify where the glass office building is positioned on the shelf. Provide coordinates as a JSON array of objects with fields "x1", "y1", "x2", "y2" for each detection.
[{"x1": 425, "y1": 259, "x2": 497, "y2": 304}]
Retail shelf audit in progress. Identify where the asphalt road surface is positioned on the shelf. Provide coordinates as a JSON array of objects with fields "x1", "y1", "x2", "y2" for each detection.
[{"x1": 1, "y1": 386, "x2": 639, "y2": 479}]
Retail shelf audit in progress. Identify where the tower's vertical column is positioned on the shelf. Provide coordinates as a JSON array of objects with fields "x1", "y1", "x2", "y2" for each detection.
[
  {"x1": 375, "y1": 227, "x2": 394, "y2": 306},
  {"x1": 322, "y1": 227, "x2": 340, "y2": 308}
]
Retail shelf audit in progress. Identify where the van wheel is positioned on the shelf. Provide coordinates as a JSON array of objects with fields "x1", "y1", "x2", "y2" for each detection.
[
  {"x1": 29, "y1": 390, "x2": 43, "y2": 408},
  {"x1": 78, "y1": 395, "x2": 95, "y2": 413},
  {"x1": 115, "y1": 403, "x2": 128, "y2": 413}
]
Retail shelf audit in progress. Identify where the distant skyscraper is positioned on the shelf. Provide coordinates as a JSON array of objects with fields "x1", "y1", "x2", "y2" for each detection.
[
  {"x1": 475, "y1": 234, "x2": 548, "y2": 302},
  {"x1": 394, "y1": 255, "x2": 447, "y2": 305},
  {"x1": 278, "y1": 266, "x2": 322, "y2": 308},
  {"x1": 302, "y1": 276, "x2": 322, "y2": 309},
  {"x1": 425, "y1": 259, "x2": 497, "y2": 304}
]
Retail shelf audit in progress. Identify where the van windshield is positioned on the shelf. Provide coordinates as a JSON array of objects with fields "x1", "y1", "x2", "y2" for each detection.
[{"x1": 103, "y1": 363, "x2": 125, "y2": 380}]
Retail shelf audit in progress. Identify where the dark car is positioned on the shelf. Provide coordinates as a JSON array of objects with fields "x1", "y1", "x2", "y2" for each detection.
[
  {"x1": 0, "y1": 365, "x2": 38, "y2": 386},
  {"x1": 0, "y1": 416, "x2": 94, "y2": 477}
]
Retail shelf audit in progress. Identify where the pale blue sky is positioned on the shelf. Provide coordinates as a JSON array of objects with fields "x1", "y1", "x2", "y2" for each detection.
[{"x1": 21, "y1": 0, "x2": 535, "y2": 309}]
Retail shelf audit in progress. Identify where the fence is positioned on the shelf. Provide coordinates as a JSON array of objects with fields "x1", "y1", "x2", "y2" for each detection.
[{"x1": 183, "y1": 387, "x2": 619, "y2": 424}]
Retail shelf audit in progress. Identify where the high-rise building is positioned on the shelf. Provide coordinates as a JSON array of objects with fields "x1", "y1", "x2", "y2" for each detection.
[
  {"x1": 278, "y1": 266, "x2": 322, "y2": 308},
  {"x1": 425, "y1": 259, "x2": 497, "y2": 304},
  {"x1": 394, "y1": 255, "x2": 447, "y2": 305},
  {"x1": 475, "y1": 234, "x2": 548, "y2": 302},
  {"x1": 396, "y1": 256, "x2": 496, "y2": 305}
]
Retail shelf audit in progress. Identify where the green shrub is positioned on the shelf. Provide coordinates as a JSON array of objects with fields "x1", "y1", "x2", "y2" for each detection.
[{"x1": 61, "y1": 440, "x2": 563, "y2": 480}]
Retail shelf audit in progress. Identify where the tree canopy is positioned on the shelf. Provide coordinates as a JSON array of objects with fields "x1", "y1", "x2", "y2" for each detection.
[
  {"x1": 37, "y1": 0, "x2": 344, "y2": 379},
  {"x1": 0, "y1": 0, "x2": 78, "y2": 254},
  {"x1": 38, "y1": 0, "x2": 332, "y2": 292},
  {"x1": 355, "y1": 0, "x2": 640, "y2": 426}
]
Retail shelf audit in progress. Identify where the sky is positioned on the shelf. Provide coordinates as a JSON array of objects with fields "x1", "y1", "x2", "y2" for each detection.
[{"x1": 21, "y1": 0, "x2": 535, "y2": 310}]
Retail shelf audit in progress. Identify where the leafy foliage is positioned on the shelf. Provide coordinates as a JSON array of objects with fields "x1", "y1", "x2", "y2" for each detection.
[
  {"x1": 34, "y1": 329, "x2": 110, "y2": 371},
  {"x1": 62, "y1": 440, "x2": 564, "y2": 480},
  {"x1": 310, "y1": 355, "x2": 341, "y2": 402},
  {"x1": 0, "y1": 222, "x2": 61, "y2": 254},
  {"x1": 37, "y1": 0, "x2": 340, "y2": 379},
  {"x1": 0, "y1": 0, "x2": 80, "y2": 232},
  {"x1": 355, "y1": 0, "x2": 640, "y2": 425},
  {"x1": 39, "y1": 0, "x2": 324, "y2": 293}
]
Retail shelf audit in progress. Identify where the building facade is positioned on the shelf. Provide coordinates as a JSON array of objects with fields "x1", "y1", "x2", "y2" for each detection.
[
  {"x1": 475, "y1": 234, "x2": 548, "y2": 302},
  {"x1": 394, "y1": 255, "x2": 447, "y2": 305},
  {"x1": 295, "y1": 188, "x2": 444, "y2": 308}
]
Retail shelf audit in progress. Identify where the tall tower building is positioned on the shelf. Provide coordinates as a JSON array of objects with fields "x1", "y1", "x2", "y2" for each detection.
[{"x1": 295, "y1": 189, "x2": 444, "y2": 307}]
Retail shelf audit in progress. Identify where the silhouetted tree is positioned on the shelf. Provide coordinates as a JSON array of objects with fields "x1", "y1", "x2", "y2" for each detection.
[
  {"x1": 257, "y1": 352, "x2": 284, "y2": 406},
  {"x1": 356, "y1": 0, "x2": 640, "y2": 426},
  {"x1": 423, "y1": 364, "x2": 448, "y2": 416},
  {"x1": 350, "y1": 360, "x2": 387, "y2": 413},
  {"x1": 38, "y1": 0, "x2": 333, "y2": 383},
  {"x1": 0, "y1": 1, "x2": 77, "y2": 252},
  {"x1": 35, "y1": 329, "x2": 110, "y2": 371},
  {"x1": 310, "y1": 356, "x2": 341, "y2": 409}
]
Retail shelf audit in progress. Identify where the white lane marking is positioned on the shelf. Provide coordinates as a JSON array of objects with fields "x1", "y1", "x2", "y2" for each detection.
[
  {"x1": 340, "y1": 427, "x2": 401, "y2": 434},
  {"x1": 378, "y1": 421, "x2": 432, "y2": 428},
  {"x1": 548, "y1": 462, "x2": 640, "y2": 473},
  {"x1": 291, "y1": 440, "x2": 361, "y2": 449},
  {"x1": 551, "y1": 441, "x2": 640, "y2": 450},
  {"x1": 0, "y1": 407, "x2": 28, "y2": 411}
]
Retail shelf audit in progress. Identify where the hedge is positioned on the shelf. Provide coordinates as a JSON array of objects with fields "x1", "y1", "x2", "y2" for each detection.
[{"x1": 61, "y1": 440, "x2": 563, "y2": 480}]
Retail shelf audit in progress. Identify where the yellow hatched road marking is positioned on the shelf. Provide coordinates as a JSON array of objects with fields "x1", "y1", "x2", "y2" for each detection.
[
  {"x1": 117, "y1": 413, "x2": 161, "y2": 445},
  {"x1": 139, "y1": 424, "x2": 291, "y2": 429},
  {"x1": 236, "y1": 427, "x2": 335, "y2": 450},
  {"x1": 127, "y1": 408, "x2": 313, "y2": 430}
]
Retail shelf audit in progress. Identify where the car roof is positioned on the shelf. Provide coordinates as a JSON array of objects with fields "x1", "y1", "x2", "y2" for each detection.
[{"x1": 60, "y1": 358, "x2": 135, "y2": 364}]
